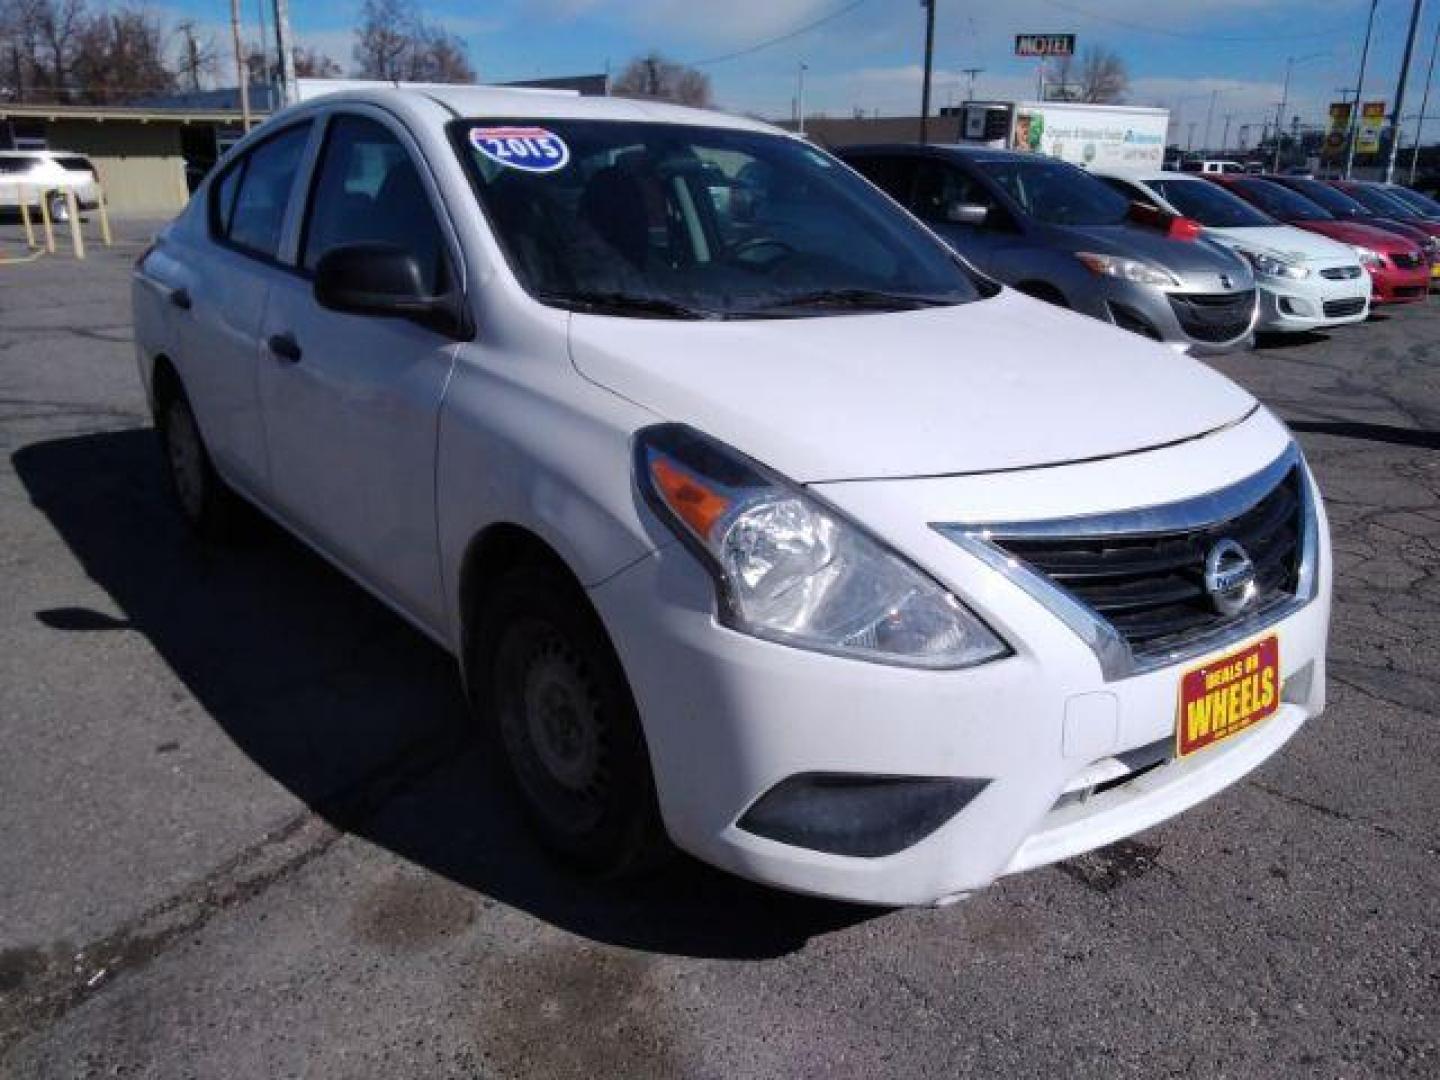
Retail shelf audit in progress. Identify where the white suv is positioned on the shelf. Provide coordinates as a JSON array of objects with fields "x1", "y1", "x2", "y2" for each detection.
[
  {"x1": 0, "y1": 150, "x2": 100, "y2": 220},
  {"x1": 131, "y1": 87, "x2": 1331, "y2": 906}
]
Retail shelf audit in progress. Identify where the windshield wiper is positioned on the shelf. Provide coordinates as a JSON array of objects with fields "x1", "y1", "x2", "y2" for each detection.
[
  {"x1": 737, "y1": 288, "x2": 957, "y2": 315},
  {"x1": 536, "y1": 290, "x2": 715, "y2": 320}
]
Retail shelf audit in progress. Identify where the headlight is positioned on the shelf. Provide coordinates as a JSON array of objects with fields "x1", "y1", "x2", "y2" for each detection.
[
  {"x1": 1349, "y1": 244, "x2": 1384, "y2": 270},
  {"x1": 636, "y1": 424, "x2": 1009, "y2": 669},
  {"x1": 1074, "y1": 252, "x2": 1180, "y2": 287},
  {"x1": 1237, "y1": 248, "x2": 1310, "y2": 280}
]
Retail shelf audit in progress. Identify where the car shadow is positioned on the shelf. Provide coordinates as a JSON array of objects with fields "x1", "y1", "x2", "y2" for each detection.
[
  {"x1": 1253, "y1": 330, "x2": 1331, "y2": 350},
  {"x1": 12, "y1": 428, "x2": 877, "y2": 960}
]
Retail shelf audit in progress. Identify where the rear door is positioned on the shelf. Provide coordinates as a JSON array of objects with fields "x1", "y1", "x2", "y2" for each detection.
[
  {"x1": 172, "y1": 121, "x2": 314, "y2": 493},
  {"x1": 255, "y1": 108, "x2": 461, "y2": 632}
]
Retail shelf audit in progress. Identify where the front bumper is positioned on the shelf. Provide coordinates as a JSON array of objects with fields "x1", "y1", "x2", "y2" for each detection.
[
  {"x1": 592, "y1": 413, "x2": 1330, "y2": 906},
  {"x1": 1370, "y1": 264, "x2": 1431, "y2": 303},
  {"x1": 1254, "y1": 271, "x2": 1370, "y2": 332},
  {"x1": 1073, "y1": 278, "x2": 1257, "y2": 356}
]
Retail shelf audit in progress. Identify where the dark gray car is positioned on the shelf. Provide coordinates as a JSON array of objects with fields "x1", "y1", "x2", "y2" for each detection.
[{"x1": 838, "y1": 145, "x2": 1258, "y2": 354}]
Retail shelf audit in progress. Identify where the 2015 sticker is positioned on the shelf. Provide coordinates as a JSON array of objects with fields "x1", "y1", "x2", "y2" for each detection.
[{"x1": 469, "y1": 126, "x2": 570, "y2": 173}]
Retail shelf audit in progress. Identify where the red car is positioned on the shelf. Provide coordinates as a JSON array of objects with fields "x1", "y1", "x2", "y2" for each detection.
[
  {"x1": 1205, "y1": 174, "x2": 1430, "y2": 304},
  {"x1": 1327, "y1": 180, "x2": 1440, "y2": 287}
]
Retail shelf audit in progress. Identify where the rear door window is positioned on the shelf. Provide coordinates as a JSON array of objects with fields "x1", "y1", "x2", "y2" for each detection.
[
  {"x1": 213, "y1": 122, "x2": 312, "y2": 260},
  {"x1": 0, "y1": 156, "x2": 40, "y2": 175}
]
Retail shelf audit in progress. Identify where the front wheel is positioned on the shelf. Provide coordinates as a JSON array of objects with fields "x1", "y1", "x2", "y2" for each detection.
[{"x1": 473, "y1": 565, "x2": 668, "y2": 876}]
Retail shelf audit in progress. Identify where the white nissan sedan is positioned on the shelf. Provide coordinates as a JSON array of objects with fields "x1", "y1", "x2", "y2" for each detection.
[{"x1": 132, "y1": 87, "x2": 1331, "y2": 906}]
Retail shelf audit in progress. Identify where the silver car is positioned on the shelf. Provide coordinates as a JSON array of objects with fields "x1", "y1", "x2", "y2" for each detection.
[{"x1": 839, "y1": 145, "x2": 1259, "y2": 354}]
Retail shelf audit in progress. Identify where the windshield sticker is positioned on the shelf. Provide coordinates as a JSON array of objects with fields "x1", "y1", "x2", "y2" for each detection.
[{"x1": 469, "y1": 126, "x2": 570, "y2": 174}]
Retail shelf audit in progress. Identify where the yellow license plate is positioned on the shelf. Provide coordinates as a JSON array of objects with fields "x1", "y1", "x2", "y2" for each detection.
[{"x1": 1176, "y1": 635, "x2": 1280, "y2": 758}]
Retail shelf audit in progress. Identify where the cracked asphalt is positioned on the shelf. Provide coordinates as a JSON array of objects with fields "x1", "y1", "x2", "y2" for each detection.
[{"x1": 1, "y1": 219, "x2": 1437, "y2": 1078}]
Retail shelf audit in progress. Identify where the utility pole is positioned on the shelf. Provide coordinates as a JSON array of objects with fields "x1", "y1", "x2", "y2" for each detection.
[
  {"x1": 1385, "y1": 0, "x2": 1427, "y2": 183},
  {"x1": 1273, "y1": 64, "x2": 1294, "y2": 172},
  {"x1": 1345, "y1": 0, "x2": 1380, "y2": 179},
  {"x1": 797, "y1": 62, "x2": 807, "y2": 136},
  {"x1": 962, "y1": 66, "x2": 983, "y2": 101},
  {"x1": 1221, "y1": 112, "x2": 1235, "y2": 152},
  {"x1": 273, "y1": 0, "x2": 298, "y2": 106},
  {"x1": 230, "y1": 0, "x2": 252, "y2": 132},
  {"x1": 920, "y1": 0, "x2": 937, "y2": 142},
  {"x1": 1411, "y1": 18, "x2": 1440, "y2": 181},
  {"x1": 1187, "y1": 121, "x2": 1197, "y2": 152},
  {"x1": 1204, "y1": 89, "x2": 1219, "y2": 154}
]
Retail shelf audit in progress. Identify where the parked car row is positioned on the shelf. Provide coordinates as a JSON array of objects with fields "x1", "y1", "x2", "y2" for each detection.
[{"x1": 837, "y1": 143, "x2": 1434, "y2": 353}]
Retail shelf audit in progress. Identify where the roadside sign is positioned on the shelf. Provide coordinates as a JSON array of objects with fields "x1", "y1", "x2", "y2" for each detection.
[
  {"x1": 1356, "y1": 101, "x2": 1385, "y2": 155},
  {"x1": 1015, "y1": 34, "x2": 1075, "y2": 58}
]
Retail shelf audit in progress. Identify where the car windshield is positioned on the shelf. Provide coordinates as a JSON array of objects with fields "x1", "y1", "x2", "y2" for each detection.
[
  {"x1": 975, "y1": 158, "x2": 1130, "y2": 226},
  {"x1": 1345, "y1": 184, "x2": 1422, "y2": 219},
  {"x1": 1150, "y1": 178, "x2": 1274, "y2": 227},
  {"x1": 1387, "y1": 185, "x2": 1440, "y2": 217},
  {"x1": 1230, "y1": 179, "x2": 1333, "y2": 221},
  {"x1": 1281, "y1": 177, "x2": 1370, "y2": 218},
  {"x1": 453, "y1": 119, "x2": 983, "y2": 319}
]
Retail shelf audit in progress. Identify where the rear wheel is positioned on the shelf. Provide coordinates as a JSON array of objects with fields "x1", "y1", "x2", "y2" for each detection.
[
  {"x1": 47, "y1": 191, "x2": 69, "y2": 223},
  {"x1": 473, "y1": 564, "x2": 668, "y2": 876},
  {"x1": 157, "y1": 385, "x2": 243, "y2": 542}
]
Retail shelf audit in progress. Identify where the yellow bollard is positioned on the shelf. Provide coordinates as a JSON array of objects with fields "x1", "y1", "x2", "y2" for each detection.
[
  {"x1": 96, "y1": 186, "x2": 112, "y2": 247},
  {"x1": 37, "y1": 188, "x2": 55, "y2": 254},
  {"x1": 17, "y1": 189, "x2": 36, "y2": 249},
  {"x1": 65, "y1": 189, "x2": 85, "y2": 259}
]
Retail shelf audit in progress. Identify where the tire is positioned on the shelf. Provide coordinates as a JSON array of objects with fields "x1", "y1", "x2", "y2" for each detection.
[
  {"x1": 156, "y1": 386, "x2": 243, "y2": 542},
  {"x1": 472, "y1": 564, "x2": 669, "y2": 877},
  {"x1": 47, "y1": 192, "x2": 68, "y2": 223}
]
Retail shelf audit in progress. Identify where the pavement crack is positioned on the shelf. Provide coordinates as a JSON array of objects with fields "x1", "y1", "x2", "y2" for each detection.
[{"x1": 1250, "y1": 781, "x2": 1405, "y2": 842}]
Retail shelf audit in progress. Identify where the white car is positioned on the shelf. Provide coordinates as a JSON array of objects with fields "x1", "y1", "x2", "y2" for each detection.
[
  {"x1": 1100, "y1": 171, "x2": 1371, "y2": 332},
  {"x1": 0, "y1": 150, "x2": 100, "y2": 221},
  {"x1": 131, "y1": 87, "x2": 1331, "y2": 907}
]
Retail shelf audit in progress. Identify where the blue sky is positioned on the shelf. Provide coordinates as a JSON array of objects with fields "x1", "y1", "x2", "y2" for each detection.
[{"x1": 172, "y1": 1, "x2": 1440, "y2": 147}]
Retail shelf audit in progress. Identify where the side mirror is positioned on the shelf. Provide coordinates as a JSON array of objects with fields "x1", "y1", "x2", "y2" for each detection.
[
  {"x1": 945, "y1": 202, "x2": 989, "y2": 226},
  {"x1": 313, "y1": 242, "x2": 470, "y2": 338}
]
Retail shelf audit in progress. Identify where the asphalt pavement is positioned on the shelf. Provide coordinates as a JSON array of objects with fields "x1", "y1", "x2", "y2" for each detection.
[{"x1": 1, "y1": 219, "x2": 1436, "y2": 1077}]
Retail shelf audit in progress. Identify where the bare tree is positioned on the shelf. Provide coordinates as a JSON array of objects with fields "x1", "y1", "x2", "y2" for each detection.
[
  {"x1": 174, "y1": 19, "x2": 216, "y2": 92},
  {"x1": 293, "y1": 44, "x2": 340, "y2": 79},
  {"x1": 71, "y1": 7, "x2": 173, "y2": 102},
  {"x1": 612, "y1": 51, "x2": 712, "y2": 107},
  {"x1": 1071, "y1": 46, "x2": 1123, "y2": 104},
  {"x1": 353, "y1": 0, "x2": 474, "y2": 83}
]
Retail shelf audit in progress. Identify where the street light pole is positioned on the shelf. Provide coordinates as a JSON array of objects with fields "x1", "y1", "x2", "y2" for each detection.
[
  {"x1": 1345, "y1": 0, "x2": 1380, "y2": 179},
  {"x1": 1411, "y1": 18, "x2": 1440, "y2": 182},
  {"x1": 230, "y1": 0, "x2": 251, "y2": 132},
  {"x1": 920, "y1": 0, "x2": 936, "y2": 143},
  {"x1": 1221, "y1": 112, "x2": 1235, "y2": 153},
  {"x1": 1204, "y1": 89, "x2": 1219, "y2": 154},
  {"x1": 1273, "y1": 61, "x2": 1294, "y2": 172},
  {"x1": 797, "y1": 62, "x2": 808, "y2": 136},
  {"x1": 1385, "y1": 0, "x2": 1427, "y2": 183}
]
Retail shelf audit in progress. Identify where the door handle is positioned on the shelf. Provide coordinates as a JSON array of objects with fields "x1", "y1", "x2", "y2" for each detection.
[
  {"x1": 267, "y1": 333, "x2": 302, "y2": 364},
  {"x1": 169, "y1": 287, "x2": 191, "y2": 310}
]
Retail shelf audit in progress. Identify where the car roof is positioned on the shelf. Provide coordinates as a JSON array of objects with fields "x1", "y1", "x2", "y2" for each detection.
[
  {"x1": 290, "y1": 84, "x2": 783, "y2": 136},
  {"x1": 837, "y1": 143, "x2": 1044, "y2": 164}
]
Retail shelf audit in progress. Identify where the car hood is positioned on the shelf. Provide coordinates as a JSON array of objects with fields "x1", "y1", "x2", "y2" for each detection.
[
  {"x1": 1039, "y1": 223, "x2": 1249, "y2": 278},
  {"x1": 568, "y1": 289, "x2": 1257, "y2": 483},
  {"x1": 1204, "y1": 225, "x2": 1354, "y2": 263},
  {"x1": 1293, "y1": 218, "x2": 1419, "y2": 252}
]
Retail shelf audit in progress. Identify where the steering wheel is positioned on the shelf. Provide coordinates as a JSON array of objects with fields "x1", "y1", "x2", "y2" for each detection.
[{"x1": 729, "y1": 236, "x2": 795, "y2": 269}]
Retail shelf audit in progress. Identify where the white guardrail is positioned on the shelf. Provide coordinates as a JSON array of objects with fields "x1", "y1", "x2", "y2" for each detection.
[{"x1": 1, "y1": 180, "x2": 112, "y2": 262}]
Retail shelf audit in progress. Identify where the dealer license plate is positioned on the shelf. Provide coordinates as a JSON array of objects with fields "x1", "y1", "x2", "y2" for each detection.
[{"x1": 1176, "y1": 635, "x2": 1280, "y2": 758}]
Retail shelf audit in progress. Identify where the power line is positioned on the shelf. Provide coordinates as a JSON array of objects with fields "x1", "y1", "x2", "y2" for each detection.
[
  {"x1": 1036, "y1": 0, "x2": 1357, "y2": 45},
  {"x1": 690, "y1": 0, "x2": 869, "y2": 66}
]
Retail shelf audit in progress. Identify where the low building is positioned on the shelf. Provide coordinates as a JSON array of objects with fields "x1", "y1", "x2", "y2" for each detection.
[{"x1": 0, "y1": 103, "x2": 262, "y2": 216}]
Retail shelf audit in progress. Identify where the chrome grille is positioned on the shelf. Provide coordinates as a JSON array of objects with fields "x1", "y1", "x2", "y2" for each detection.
[
  {"x1": 936, "y1": 446, "x2": 1319, "y2": 680},
  {"x1": 1320, "y1": 265, "x2": 1362, "y2": 280}
]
